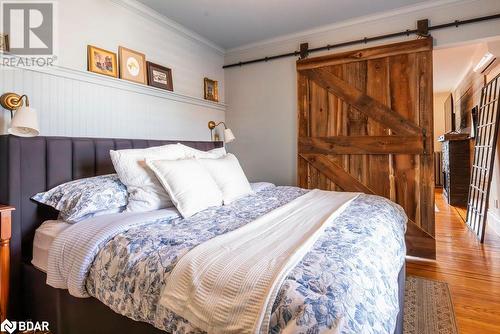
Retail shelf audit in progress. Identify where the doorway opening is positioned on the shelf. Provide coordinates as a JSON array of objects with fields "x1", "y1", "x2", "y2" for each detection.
[{"x1": 433, "y1": 36, "x2": 500, "y2": 240}]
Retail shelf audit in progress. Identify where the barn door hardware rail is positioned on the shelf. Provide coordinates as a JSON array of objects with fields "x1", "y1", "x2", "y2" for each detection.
[{"x1": 223, "y1": 13, "x2": 500, "y2": 69}]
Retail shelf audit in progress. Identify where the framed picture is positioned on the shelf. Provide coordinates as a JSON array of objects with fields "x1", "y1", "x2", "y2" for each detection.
[
  {"x1": 87, "y1": 45, "x2": 118, "y2": 78},
  {"x1": 119, "y1": 46, "x2": 147, "y2": 84},
  {"x1": 0, "y1": 34, "x2": 10, "y2": 52},
  {"x1": 204, "y1": 78, "x2": 219, "y2": 102},
  {"x1": 146, "y1": 61, "x2": 173, "y2": 91}
]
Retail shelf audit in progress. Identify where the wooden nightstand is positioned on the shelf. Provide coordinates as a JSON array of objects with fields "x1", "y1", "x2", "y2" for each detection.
[{"x1": 0, "y1": 205, "x2": 14, "y2": 322}]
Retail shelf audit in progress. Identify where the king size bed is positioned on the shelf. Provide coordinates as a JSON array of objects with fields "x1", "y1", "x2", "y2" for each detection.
[{"x1": 0, "y1": 135, "x2": 406, "y2": 334}]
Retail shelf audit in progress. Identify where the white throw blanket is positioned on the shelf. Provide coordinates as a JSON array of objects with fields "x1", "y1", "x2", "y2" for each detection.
[
  {"x1": 160, "y1": 189, "x2": 359, "y2": 334},
  {"x1": 46, "y1": 208, "x2": 180, "y2": 296}
]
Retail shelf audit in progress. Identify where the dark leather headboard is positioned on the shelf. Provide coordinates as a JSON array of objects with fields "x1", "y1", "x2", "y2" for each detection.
[{"x1": 0, "y1": 134, "x2": 222, "y2": 317}]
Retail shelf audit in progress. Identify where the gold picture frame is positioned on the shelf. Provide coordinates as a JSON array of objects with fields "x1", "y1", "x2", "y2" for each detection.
[
  {"x1": 119, "y1": 46, "x2": 147, "y2": 85},
  {"x1": 204, "y1": 78, "x2": 219, "y2": 102},
  {"x1": 87, "y1": 45, "x2": 118, "y2": 78}
]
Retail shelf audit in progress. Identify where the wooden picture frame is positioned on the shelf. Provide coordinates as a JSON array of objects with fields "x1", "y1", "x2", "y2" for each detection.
[
  {"x1": 0, "y1": 34, "x2": 9, "y2": 52},
  {"x1": 118, "y1": 46, "x2": 147, "y2": 84},
  {"x1": 87, "y1": 45, "x2": 118, "y2": 78},
  {"x1": 204, "y1": 78, "x2": 219, "y2": 102},
  {"x1": 146, "y1": 61, "x2": 173, "y2": 91}
]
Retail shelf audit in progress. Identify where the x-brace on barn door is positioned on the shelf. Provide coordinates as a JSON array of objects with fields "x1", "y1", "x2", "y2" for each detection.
[{"x1": 297, "y1": 38, "x2": 436, "y2": 259}]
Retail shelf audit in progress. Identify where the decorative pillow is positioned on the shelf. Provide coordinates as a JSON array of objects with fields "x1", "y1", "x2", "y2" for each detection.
[
  {"x1": 178, "y1": 143, "x2": 226, "y2": 159},
  {"x1": 31, "y1": 174, "x2": 127, "y2": 223},
  {"x1": 146, "y1": 158, "x2": 223, "y2": 218},
  {"x1": 110, "y1": 144, "x2": 186, "y2": 212},
  {"x1": 199, "y1": 154, "x2": 253, "y2": 204}
]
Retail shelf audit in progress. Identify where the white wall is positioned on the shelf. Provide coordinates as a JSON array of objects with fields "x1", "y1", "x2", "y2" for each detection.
[
  {"x1": 486, "y1": 64, "x2": 500, "y2": 236},
  {"x1": 433, "y1": 92, "x2": 450, "y2": 152},
  {"x1": 225, "y1": 0, "x2": 500, "y2": 185},
  {"x1": 489, "y1": 135, "x2": 500, "y2": 237},
  {"x1": 0, "y1": 0, "x2": 226, "y2": 140}
]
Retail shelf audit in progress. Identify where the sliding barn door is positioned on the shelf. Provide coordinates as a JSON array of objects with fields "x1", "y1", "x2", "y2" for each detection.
[{"x1": 297, "y1": 38, "x2": 435, "y2": 259}]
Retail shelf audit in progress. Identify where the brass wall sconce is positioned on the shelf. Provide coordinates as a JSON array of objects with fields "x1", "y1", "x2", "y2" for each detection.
[
  {"x1": 0, "y1": 92, "x2": 39, "y2": 137},
  {"x1": 208, "y1": 121, "x2": 235, "y2": 143}
]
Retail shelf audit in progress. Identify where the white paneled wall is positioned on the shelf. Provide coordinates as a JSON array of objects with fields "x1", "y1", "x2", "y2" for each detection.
[
  {"x1": 0, "y1": 66, "x2": 225, "y2": 141},
  {"x1": 0, "y1": 0, "x2": 226, "y2": 141}
]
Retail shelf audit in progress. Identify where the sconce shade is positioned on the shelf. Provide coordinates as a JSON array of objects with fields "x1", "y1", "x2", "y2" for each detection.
[
  {"x1": 8, "y1": 106, "x2": 39, "y2": 137},
  {"x1": 224, "y1": 128, "x2": 235, "y2": 143}
]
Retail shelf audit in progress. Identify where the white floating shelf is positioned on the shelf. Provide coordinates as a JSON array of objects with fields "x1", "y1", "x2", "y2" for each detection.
[{"x1": 1, "y1": 54, "x2": 227, "y2": 111}]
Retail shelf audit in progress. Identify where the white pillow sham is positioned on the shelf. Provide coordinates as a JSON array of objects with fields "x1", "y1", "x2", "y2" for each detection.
[
  {"x1": 146, "y1": 158, "x2": 223, "y2": 218},
  {"x1": 199, "y1": 154, "x2": 252, "y2": 204},
  {"x1": 110, "y1": 144, "x2": 186, "y2": 212},
  {"x1": 178, "y1": 143, "x2": 226, "y2": 159}
]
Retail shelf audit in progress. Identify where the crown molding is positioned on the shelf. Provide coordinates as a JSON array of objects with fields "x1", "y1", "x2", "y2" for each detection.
[
  {"x1": 109, "y1": 0, "x2": 225, "y2": 55},
  {"x1": 226, "y1": 0, "x2": 467, "y2": 55}
]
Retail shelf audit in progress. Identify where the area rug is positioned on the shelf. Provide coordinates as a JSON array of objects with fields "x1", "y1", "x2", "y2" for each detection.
[{"x1": 404, "y1": 276, "x2": 458, "y2": 334}]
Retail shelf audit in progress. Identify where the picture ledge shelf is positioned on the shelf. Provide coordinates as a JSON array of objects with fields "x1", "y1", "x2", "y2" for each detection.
[{"x1": 1, "y1": 54, "x2": 226, "y2": 111}]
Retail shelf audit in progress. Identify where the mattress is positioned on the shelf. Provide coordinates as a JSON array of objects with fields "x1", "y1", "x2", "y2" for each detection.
[{"x1": 32, "y1": 220, "x2": 71, "y2": 272}]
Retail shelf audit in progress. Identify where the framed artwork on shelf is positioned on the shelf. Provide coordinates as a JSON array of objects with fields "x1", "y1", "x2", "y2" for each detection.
[
  {"x1": 146, "y1": 61, "x2": 173, "y2": 91},
  {"x1": 204, "y1": 78, "x2": 219, "y2": 102},
  {"x1": 118, "y1": 46, "x2": 147, "y2": 84},
  {"x1": 0, "y1": 34, "x2": 9, "y2": 52},
  {"x1": 87, "y1": 45, "x2": 118, "y2": 78}
]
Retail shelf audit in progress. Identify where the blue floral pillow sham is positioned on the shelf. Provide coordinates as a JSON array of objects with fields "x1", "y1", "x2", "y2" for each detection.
[{"x1": 32, "y1": 174, "x2": 128, "y2": 223}]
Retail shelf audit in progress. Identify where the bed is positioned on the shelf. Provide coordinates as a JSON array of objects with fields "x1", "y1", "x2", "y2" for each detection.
[{"x1": 0, "y1": 135, "x2": 406, "y2": 334}]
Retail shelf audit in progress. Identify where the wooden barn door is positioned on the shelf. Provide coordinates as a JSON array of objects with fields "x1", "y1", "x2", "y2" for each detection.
[{"x1": 297, "y1": 38, "x2": 435, "y2": 259}]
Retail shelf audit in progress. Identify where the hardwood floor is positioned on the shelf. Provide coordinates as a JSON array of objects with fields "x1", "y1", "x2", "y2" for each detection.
[{"x1": 407, "y1": 189, "x2": 500, "y2": 334}]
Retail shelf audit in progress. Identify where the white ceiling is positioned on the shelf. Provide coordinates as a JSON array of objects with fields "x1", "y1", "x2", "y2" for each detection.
[
  {"x1": 433, "y1": 38, "x2": 500, "y2": 93},
  {"x1": 137, "y1": 0, "x2": 429, "y2": 49},
  {"x1": 433, "y1": 43, "x2": 480, "y2": 93}
]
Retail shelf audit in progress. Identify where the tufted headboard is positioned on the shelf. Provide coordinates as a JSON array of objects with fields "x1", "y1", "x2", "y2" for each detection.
[{"x1": 0, "y1": 134, "x2": 223, "y2": 317}]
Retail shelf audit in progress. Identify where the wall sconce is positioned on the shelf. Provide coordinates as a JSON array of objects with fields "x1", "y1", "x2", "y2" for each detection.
[
  {"x1": 208, "y1": 121, "x2": 235, "y2": 143},
  {"x1": 0, "y1": 93, "x2": 39, "y2": 137}
]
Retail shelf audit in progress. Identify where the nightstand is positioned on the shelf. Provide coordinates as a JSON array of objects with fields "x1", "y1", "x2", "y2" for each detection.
[{"x1": 0, "y1": 205, "x2": 14, "y2": 322}]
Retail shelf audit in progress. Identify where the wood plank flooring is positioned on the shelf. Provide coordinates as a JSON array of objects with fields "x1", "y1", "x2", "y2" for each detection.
[{"x1": 407, "y1": 189, "x2": 500, "y2": 333}]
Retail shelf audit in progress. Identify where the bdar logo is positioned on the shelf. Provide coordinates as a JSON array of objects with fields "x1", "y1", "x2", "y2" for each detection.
[{"x1": 0, "y1": 319, "x2": 16, "y2": 334}]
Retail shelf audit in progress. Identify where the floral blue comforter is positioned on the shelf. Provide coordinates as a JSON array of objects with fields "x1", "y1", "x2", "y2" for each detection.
[{"x1": 85, "y1": 185, "x2": 406, "y2": 333}]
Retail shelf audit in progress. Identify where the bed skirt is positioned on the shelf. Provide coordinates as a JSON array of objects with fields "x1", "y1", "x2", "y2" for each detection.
[{"x1": 21, "y1": 263, "x2": 405, "y2": 334}]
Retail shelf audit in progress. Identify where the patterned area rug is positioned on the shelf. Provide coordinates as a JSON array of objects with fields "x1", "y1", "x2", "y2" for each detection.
[{"x1": 404, "y1": 276, "x2": 458, "y2": 334}]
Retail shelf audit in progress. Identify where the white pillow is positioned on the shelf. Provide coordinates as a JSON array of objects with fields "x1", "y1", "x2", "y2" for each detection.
[
  {"x1": 178, "y1": 143, "x2": 226, "y2": 159},
  {"x1": 146, "y1": 158, "x2": 223, "y2": 218},
  {"x1": 199, "y1": 154, "x2": 252, "y2": 204},
  {"x1": 110, "y1": 144, "x2": 186, "y2": 212}
]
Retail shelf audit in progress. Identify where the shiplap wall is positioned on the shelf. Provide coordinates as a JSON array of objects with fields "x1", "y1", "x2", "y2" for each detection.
[{"x1": 0, "y1": 0, "x2": 225, "y2": 140}]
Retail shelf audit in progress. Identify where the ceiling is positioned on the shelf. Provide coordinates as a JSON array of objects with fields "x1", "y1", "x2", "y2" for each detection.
[
  {"x1": 433, "y1": 38, "x2": 500, "y2": 93},
  {"x1": 433, "y1": 43, "x2": 480, "y2": 93},
  {"x1": 138, "y1": 0, "x2": 429, "y2": 50}
]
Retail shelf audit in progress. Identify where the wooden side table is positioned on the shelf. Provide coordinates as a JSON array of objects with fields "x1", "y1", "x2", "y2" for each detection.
[{"x1": 0, "y1": 205, "x2": 14, "y2": 322}]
